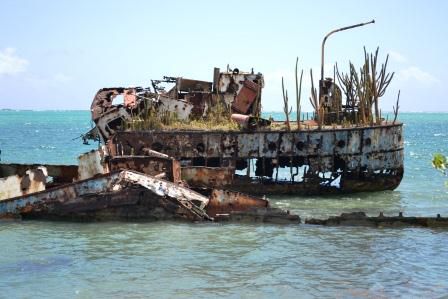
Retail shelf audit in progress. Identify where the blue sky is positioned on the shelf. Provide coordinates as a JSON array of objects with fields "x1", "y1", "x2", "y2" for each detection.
[{"x1": 0, "y1": 0, "x2": 446, "y2": 112}]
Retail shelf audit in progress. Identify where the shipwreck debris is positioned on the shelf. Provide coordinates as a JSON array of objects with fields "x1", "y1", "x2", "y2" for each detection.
[
  {"x1": 0, "y1": 23, "x2": 411, "y2": 223},
  {"x1": 305, "y1": 212, "x2": 448, "y2": 228},
  {"x1": 0, "y1": 170, "x2": 208, "y2": 221},
  {"x1": 0, "y1": 166, "x2": 300, "y2": 223},
  {"x1": 0, "y1": 166, "x2": 47, "y2": 201}
]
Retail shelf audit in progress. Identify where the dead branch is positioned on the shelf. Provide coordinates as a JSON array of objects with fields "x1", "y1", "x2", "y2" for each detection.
[{"x1": 393, "y1": 90, "x2": 400, "y2": 124}]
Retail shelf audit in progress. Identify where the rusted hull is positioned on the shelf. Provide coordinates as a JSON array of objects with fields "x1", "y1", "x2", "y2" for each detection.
[
  {"x1": 0, "y1": 163, "x2": 78, "y2": 185},
  {"x1": 18, "y1": 187, "x2": 199, "y2": 222},
  {"x1": 0, "y1": 167, "x2": 47, "y2": 201},
  {"x1": 206, "y1": 189, "x2": 269, "y2": 217},
  {"x1": 305, "y1": 212, "x2": 448, "y2": 228},
  {"x1": 228, "y1": 170, "x2": 403, "y2": 195},
  {"x1": 0, "y1": 171, "x2": 211, "y2": 222},
  {"x1": 109, "y1": 123, "x2": 404, "y2": 195},
  {"x1": 0, "y1": 169, "x2": 299, "y2": 223}
]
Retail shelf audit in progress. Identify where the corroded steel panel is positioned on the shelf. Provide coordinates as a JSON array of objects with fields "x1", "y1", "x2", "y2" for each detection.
[
  {"x1": 232, "y1": 80, "x2": 259, "y2": 114},
  {"x1": 0, "y1": 170, "x2": 211, "y2": 221},
  {"x1": 221, "y1": 134, "x2": 237, "y2": 158},
  {"x1": 109, "y1": 156, "x2": 178, "y2": 182},
  {"x1": 181, "y1": 167, "x2": 233, "y2": 188},
  {"x1": 159, "y1": 134, "x2": 179, "y2": 158},
  {"x1": 0, "y1": 163, "x2": 78, "y2": 185},
  {"x1": 174, "y1": 133, "x2": 206, "y2": 158},
  {"x1": 78, "y1": 149, "x2": 108, "y2": 180},
  {"x1": 237, "y1": 133, "x2": 262, "y2": 157},
  {"x1": 305, "y1": 212, "x2": 448, "y2": 228},
  {"x1": 263, "y1": 133, "x2": 279, "y2": 158},
  {"x1": 206, "y1": 134, "x2": 222, "y2": 157},
  {"x1": 109, "y1": 124, "x2": 404, "y2": 195},
  {"x1": 347, "y1": 129, "x2": 362, "y2": 154},
  {"x1": 292, "y1": 132, "x2": 309, "y2": 155},
  {"x1": 333, "y1": 130, "x2": 348, "y2": 155},
  {"x1": 278, "y1": 132, "x2": 295, "y2": 156},
  {"x1": 320, "y1": 131, "x2": 335, "y2": 154},
  {"x1": 206, "y1": 189, "x2": 268, "y2": 217},
  {"x1": 0, "y1": 167, "x2": 47, "y2": 201}
]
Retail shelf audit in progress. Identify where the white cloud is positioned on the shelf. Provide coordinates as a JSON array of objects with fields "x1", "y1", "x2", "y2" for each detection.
[
  {"x1": 388, "y1": 50, "x2": 407, "y2": 63},
  {"x1": 398, "y1": 66, "x2": 439, "y2": 86},
  {"x1": 0, "y1": 48, "x2": 28, "y2": 75}
]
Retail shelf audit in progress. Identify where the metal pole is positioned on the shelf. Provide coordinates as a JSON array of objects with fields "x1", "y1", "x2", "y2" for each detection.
[{"x1": 320, "y1": 19, "x2": 375, "y2": 82}]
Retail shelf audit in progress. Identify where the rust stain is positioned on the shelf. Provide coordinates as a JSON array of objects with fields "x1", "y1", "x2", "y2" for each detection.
[
  {"x1": 206, "y1": 189, "x2": 268, "y2": 217},
  {"x1": 305, "y1": 212, "x2": 448, "y2": 228},
  {"x1": 181, "y1": 167, "x2": 234, "y2": 188}
]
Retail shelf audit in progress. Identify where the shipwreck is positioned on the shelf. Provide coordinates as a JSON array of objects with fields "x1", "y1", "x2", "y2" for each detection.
[{"x1": 0, "y1": 21, "x2": 408, "y2": 223}]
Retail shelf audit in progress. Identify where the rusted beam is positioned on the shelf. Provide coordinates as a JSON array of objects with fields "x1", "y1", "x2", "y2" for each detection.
[{"x1": 305, "y1": 212, "x2": 448, "y2": 228}]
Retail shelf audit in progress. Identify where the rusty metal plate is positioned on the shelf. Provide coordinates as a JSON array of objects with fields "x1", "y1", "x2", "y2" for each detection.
[
  {"x1": 237, "y1": 133, "x2": 262, "y2": 157},
  {"x1": 206, "y1": 189, "x2": 268, "y2": 217},
  {"x1": 263, "y1": 133, "x2": 280, "y2": 158},
  {"x1": 181, "y1": 167, "x2": 233, "y2": 188},
  {"x1": 278, "y1": 132, "x2": 295, "y2": 156},
  {"x1": 109, "y1": 156, "x2": 178, "y2": 182},
  {"x1": 347, "y1": 130, "x2": 362, "y2": 154},
  {"x1": 221, "y1": 134, "x2": 237, "y2": 158},
  {"x1": 206, "y1": 134, "x2": 222, "y2": 157},
  {"x1": 292, "y1": 132, "x2": 309, "y2": 155},
  {"x1": 232, "y1": 80, "x2": 259, "y2": 114},
  {"x1": 333, "y1": 130, "x2": 348, "y2": 155},
  {"x1": 0, "y1": 167, "x2": 47, "y2": 201}
]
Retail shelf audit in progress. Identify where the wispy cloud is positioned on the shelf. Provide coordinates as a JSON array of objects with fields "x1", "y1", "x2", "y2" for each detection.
[
  {"x1": 0, "y1": 48, "x2": 28, "y2": 75},
  {"x1": 398, "y1": 66, "x2": 439, "y2": 86}
]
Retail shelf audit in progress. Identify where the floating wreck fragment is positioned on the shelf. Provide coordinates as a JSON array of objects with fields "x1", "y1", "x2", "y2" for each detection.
[{"x1": 0, "y1": 21, "x2": 408, "y2": 223}]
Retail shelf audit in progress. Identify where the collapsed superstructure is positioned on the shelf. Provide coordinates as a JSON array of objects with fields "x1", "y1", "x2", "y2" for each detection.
[
  {"x1": 0, "y1": 63, "x2": 403, "y2": 221},
  {"x1": 83, "y1": 64, "x2": 403, "y2": 196},
  {"x1": 0, "y1": 20, "x2": 406, "y2": 222}
]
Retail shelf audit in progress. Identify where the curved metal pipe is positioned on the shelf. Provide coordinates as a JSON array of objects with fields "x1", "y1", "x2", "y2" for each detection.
[{"x1": 320, "y1": 19, "x2": 375, "y2": 82}]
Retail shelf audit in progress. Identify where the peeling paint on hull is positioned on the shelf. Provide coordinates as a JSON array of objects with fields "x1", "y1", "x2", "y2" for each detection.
[{"x1": 109, "y1": 123, "x2": 404, "y2": 195}]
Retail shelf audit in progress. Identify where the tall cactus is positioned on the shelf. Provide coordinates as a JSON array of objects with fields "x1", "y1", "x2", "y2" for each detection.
[
  {"x1": 336, "y1": 47, "x2": 395, "y2": 125},
  {"x1": 295, "y1": 57, "x2": 303, "y2": 130},
  {"x1": 282, "y1": 77, "x2": 292, "y2": 131}
]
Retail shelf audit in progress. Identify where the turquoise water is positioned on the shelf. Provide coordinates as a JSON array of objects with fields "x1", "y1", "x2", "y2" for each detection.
[{"x1": 1, "y1": 111, "x2": 448, "y2": 298}]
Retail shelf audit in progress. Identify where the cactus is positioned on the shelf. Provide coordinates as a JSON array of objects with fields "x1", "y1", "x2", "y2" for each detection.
[
  {"x1": 295, "y1": 57, "x2": 303, "y2": 130},
  {"x1": 282, "y1": 77, "x2": 292, "y2": 131},
  {"x1": 336, "y1": 47, "x2": 395, "y2": 125}
]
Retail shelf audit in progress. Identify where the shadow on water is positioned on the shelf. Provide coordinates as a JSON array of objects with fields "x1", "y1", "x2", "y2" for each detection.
[{"x1": 0, "y1": 255, "x2": 73, "y2": 275}]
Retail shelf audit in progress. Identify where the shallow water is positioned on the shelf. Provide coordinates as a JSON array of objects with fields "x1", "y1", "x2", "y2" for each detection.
[{"x1": 1, "y1": 111, "x2": 448, "y2": 298}]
